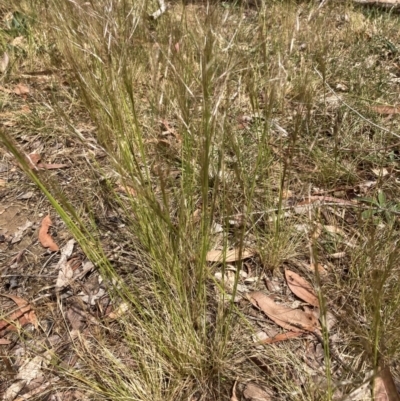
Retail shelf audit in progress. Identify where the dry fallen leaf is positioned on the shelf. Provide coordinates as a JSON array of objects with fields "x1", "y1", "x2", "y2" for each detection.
[
  {"x1": 371, "y1": 105, "x2": 400, "y2": 115},
  {"x1": 285, "y1": 269, "x2": 319, "y2": 307},
  {"x1": 13, "y1": 377, "x2": 60, "y2": 401},
  {"x1": 0, "y1": 52, "x2": 9, "y2": 73},
  {"x1": 17, "y1": 191, "x2": 34, "y2": 200},
  {"x1": 42, "y1": 162, "x2": 69, "y2": 170},
  {"x1": 206, "y1": 248, "x2": 255, "y2": 263},
  {"x1": 107, "y1": 302, "x2": 129, "y2": 320},
  {"x1": 0, "y1": 294, "x2": 38, "y2": 335},
  {"x1": 66, "y1": 302, "x2": 87, "y2": 331},
  {"x1": 243, "y1": 382, "x2": 273, "y2": 401},
  {"x1": 55, "y1": 239, "x2": 75, "y2": 291},
  {"x1": 24, "y1": 153, "x2": 41, "y2": 170},
  {"x1": 373, "y1": 365, "x2": 400, "y2": 401},
  {"x1": 56, "y1": 260, "x2": 74, "y2": 290},
  {"x1": 38, "y1": 215, "x2": 59, "y2": 252},
  {"x1": 13, "y1": 83, "x2": 30, "y2": 96},
  {"x1": 310, "y1": 263, "x2": 327, "y2": 275},
  {"x1": 11, "y1": 36, "x2": 25, "y2": 47},
  {"x1": 24, "y1": 153, "x2": 68, "y2": 170},
  {"x1": 116, "y1": 184, "x2": 137, "y2": 197},
  {"x1": 11, "y1": 220, "x2": 33, "y2": 244},
  {"x1": 329, "y1": 252, "x2": 346, "y2": 259},
  {"x1": 231, "y1": 381, "x2": 239, "y2": 401},
  {"x1": 372, "y1": 168, "x2": 389, "y2": 177},
  {"x1": 248, "y1": 292, "x2": 319, "y2": 332},
  {"x1": 323, "y1": 225, "x2": 347, "y2": 236},
  {"x1": 257, "y1": 330, "x2": 304, "y2": 344},
  {"x1": 79, "y1": 287, "x2": 106, "y2": 306},
  {"x1": 3, "y1": 352, "x2": 51, "y2": 401}
]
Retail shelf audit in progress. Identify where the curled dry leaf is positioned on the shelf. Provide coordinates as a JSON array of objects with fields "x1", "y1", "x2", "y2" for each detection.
[
  {"x1": 39, "y1": 215, "x2": 59, "y2": 252},
  {"x1": 231, "y1": 381, "x2": 239, "y2": 401},
  {"x1": 25, "y1": 153, "x2": 68, "y2": 170},
  {"x1": 285, "y1": 269, "x2": 319, "y2": 307},
  {"x1": 206, "y1": 248, "x2": 255, "y2": 263},
  {"x1": 247, "y1": 291, "x2": 320, "y2": 332}
]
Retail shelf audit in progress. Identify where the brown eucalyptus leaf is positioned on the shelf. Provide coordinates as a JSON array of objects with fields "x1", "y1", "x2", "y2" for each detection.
[
  {"x1": 39, "y1": 215, "x2": 59, "y2": 252},
  {"x1": 374, "y1": 365, "x2": 400, "y2": 401},
  {"x1": 258, "y1": 331, "x2": 304, "y2": 344},
  {"x1": 370, "y1": 105, "x2": 400, "y2": 115},
  {"x1": 243, "y1": 383, "x2": 273, "y2": 401},
  {"x1": 0, "y1": 294, "x2": 38, "y2": 334},
  {"x1": 40, "y1": 163, "x2": 69, "y2": 170},
  {"x1": 248, "y1": 291, "x2": 319, "y2": 332},
  {"x1": 285, "y1": 269, "x2": 319, "y2": 307}
]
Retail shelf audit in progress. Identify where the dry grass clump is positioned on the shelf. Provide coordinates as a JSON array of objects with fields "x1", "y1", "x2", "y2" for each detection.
[{"x1": 1, "y1": 0, "x2": 400, "y2": 399}]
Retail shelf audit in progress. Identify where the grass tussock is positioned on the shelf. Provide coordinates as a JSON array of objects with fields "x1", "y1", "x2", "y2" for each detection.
[{"x1": 2, "y1": 0, "x2": 400, "y2": 399}]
